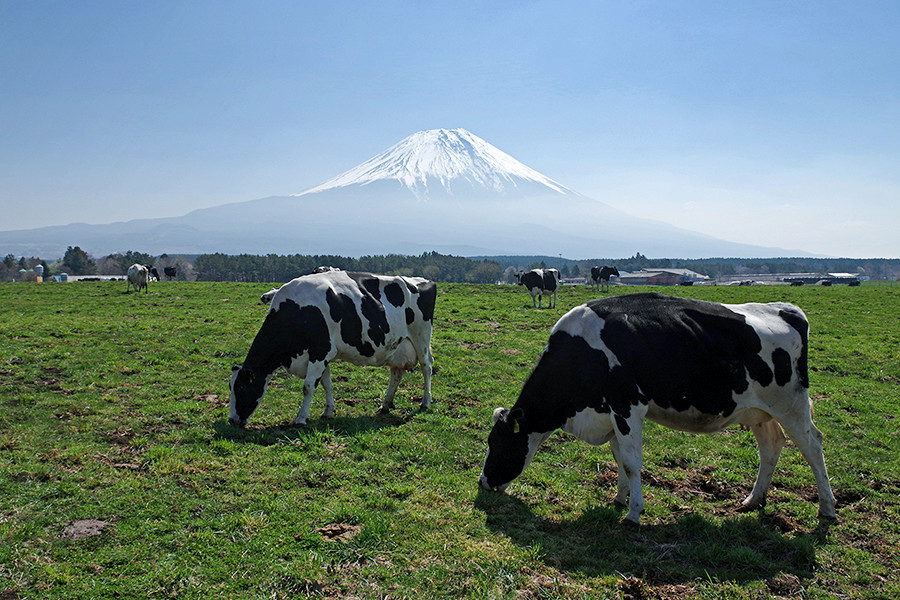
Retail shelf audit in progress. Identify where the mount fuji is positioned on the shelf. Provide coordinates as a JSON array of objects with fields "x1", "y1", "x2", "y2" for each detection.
[{"x1": 0, "y1": 128, "x2": 804, "y2": 258}]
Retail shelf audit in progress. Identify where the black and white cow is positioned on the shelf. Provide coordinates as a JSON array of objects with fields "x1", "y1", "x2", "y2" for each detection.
[
  {"x1": 229, "y1": 270, "x2": 436, "y2": 427},
  {"x1": 480, "y1": 292, "x2": 836, "y2": 525},
  {"x1": 590, "y1": 266, "x2": 619, "y2": 293},
  {"x1": 147, "y1": 266, "x2": 160, "y2": 282},
  {"x1": 126, "y1": 264, "x2": 149, "y2": 293},
  {"x1": 515, "y1": 269, "x2": 560, "y2": 308}
]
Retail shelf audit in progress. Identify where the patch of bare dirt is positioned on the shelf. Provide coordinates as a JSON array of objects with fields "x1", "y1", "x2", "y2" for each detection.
[
  {"x1": 766, "y1": 573, "x2": 803, "y2": 597},
  {"x1": 194, "y1": 393, "x2": 227, "y2": 407},
  {"x1": 60, "y1": 519, "x2": 112, "y2": 541},
  {"x1": 314, "y1": 522, "x2": 361, "y2": 544}
]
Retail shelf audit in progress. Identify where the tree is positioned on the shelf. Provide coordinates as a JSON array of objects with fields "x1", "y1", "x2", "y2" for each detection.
[{"x1": 61, "y1": 246, "x2": 96, "y2": 275}]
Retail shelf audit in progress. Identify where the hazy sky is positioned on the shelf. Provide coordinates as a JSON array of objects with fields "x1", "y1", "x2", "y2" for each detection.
[{"x1": 2, "y1": 1, "x2": 898, "y2": 258}]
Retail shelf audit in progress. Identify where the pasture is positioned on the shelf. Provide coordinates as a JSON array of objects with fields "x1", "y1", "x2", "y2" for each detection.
[{"x1": 1, "y1": 280, "x2": 898, "y2": 599}]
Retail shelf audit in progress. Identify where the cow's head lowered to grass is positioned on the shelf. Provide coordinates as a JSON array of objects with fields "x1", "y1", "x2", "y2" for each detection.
[
  {"x1": 480, "y1": 407, "x2": 548, "y2": 492},
  {"x1": 229, "y1": 365, "x2": 269, "y2": 427}
]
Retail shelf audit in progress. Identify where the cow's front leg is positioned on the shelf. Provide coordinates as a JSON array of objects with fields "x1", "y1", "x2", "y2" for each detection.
[
  {"x1": 319, "y1": 365, "x2": 335, "y2": 419},
  {"x1": 376, "y1": 367, "x2": 404, "y2": 415},
  {"x1": 292, "y1": 362, "x2": 326, "y2": 426},
  {"x1": 741, "y1": 418, "x2": 786, "y2": 511}
]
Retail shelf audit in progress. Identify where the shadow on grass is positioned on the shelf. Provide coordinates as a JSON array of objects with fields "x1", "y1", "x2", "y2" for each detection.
[
  {"x1": 212, "y1": 409, "x2": 419, "y2": 445},
  {"x1": 474, "y1": 489, "x2": 833, "y2": 584}
]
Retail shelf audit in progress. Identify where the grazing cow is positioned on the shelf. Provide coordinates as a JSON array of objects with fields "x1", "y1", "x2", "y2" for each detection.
[
  {"x1": 590, "y1": 266, "x2": 619, "y2": 292},
  {"x1": 515, "y1": 269, "x2": 560, "y2": 308},
  {"x1": 229, "y1": 270, "x2": 436, "y2": 427},
  {"x1": 126, "y1": 264, "x2": 149, "y2": 293},
  {"x1": 479, "y1": 292, "x2": 836, "y2": 525},
  {"x1": 164, "y1": 266, "x2": 177, "y2": 280},
  {"x1": 146, "y1": 266, "x2": 160, "y2": 282}
]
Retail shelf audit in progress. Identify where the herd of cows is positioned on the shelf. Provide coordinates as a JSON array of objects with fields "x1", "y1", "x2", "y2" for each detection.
[{"x1": 216, "y1": 266, "x2": 837, "y2": 525}]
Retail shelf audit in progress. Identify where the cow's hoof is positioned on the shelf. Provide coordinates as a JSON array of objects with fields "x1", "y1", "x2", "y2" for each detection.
[
  {"x1": 375, "y1": 407, "x2": 391, "y2": 416},
  {"x1": 622, "y1": 517, "x2": 640, "y2": 528},
  {"x1": 818, "y1": 511, "x2": 838, "y2": 521},
  {"x1": 320, "y1": 413, "x2": 334, "y2": 420},
  {"x1": 738, "y1": 497, "x2": 765, "y2": 512}
]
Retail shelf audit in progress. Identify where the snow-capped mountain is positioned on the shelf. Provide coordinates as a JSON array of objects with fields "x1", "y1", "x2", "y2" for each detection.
[
  {"x1": 0, "y1": 128, "x2": 810, "y2": 259},
  {"x1": 299, "y1": 128, "x2": 577, "y2": 199}
]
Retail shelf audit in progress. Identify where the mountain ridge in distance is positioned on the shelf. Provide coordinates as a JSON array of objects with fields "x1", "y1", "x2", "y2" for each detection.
[{"x1": 0, "y1": 128, "x2": 812, "y2": 259}]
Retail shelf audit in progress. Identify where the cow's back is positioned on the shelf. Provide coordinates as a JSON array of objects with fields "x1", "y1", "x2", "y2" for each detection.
[
  {"x1": 268, "y1": 271, "x2": 434, "y2": 367},
  {"x1": 533, "y1": 293, "x2": 809, "y2": 428}
]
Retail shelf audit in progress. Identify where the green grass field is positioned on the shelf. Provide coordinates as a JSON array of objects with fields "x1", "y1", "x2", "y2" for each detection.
[{"x1": 1, "y1": 280, "x2": 898, "y2": 599}]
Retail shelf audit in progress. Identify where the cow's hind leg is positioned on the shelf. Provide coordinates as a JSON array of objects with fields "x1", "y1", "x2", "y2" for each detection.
[
  {"x1": 319, "y1": 365, "x2": 336, "y2": 419},
  {"x1": 377, "y1": 367, "x2": 404, "y2": 415},
  {"x1": 608, "y1": 436, "x2": 631, "y2": 507},
  {"x1": 778, "y1": 414, "x2": 837, "y2": 518},
  {"x1": 612, "y1": 411, "x2": 647, "y2": 525},
  {"x1": 741, "y1": 418, "x2": 786, "y2": 511}
]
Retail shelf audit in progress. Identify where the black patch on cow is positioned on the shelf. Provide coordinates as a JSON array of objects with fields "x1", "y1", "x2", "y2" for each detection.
[
  {"x1": 326, "y1": 289, "x2": 376, "y2": 357},
  {"x1": 415, "y1": 281, "x2": 437, "y2": 322},
  {"x1": 505, "y1": 294, "x2": 787, "y2": 440},
  {"x1": 587, "y1": 294, "x2": 776, "y2": 416},
  {"x1": 482, "y1": 417, "x2": 531, "y2": 489},
  {"x1": 514, "y1": 330, "x2": 614, "y2": 433},
  {"x1": 614, "y1": 414, "x2": 631, "y2": 435},
  {"x1": 384, "y1": 282, "x2": 405, "y2": 307},
  {"x1": 405, "y1": 307, "x2": 414, "y2": 325},
  {"x1": 246, "y1": 299, "x2": 331, "y2": 371},
  {"x1": 234, "y1": 299, "x2": 331, "y2": 420},
  {"x1": 519, "y1": 271, "x2": 543, "y2": 290},
  {"x1": 772, "y1": 347, "x2": 793, "y2": 386},
  {"x1": 541, "y1": 271, "x2": 558, "y2": 292},
  {"x1": 346, "y1": 273, "x2": 382, "y2": 302},
  {"x1": 778, "y1": 308, "x2": 809, "y2": 388},
  {"x1": 747, "y1": 354, "x2": 774, "y2": 387}
]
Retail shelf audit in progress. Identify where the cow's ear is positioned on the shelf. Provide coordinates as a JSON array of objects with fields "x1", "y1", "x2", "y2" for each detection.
[
  {"x1": 509, "y1": 408, "x2": 525, "y2": 433},
  {"x1": 492, "y1": 407, "x2": 509, "y2": 424}
]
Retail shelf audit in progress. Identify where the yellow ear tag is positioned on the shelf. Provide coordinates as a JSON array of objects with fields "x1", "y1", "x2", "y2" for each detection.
[{"x1": 512, "y1": 420, "x2": 520, "y2": 434}]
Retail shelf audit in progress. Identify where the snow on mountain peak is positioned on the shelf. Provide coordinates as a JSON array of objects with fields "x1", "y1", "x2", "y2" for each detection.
[{"x1": 294, "y1": 128, "x2": 576, "y2": 198}]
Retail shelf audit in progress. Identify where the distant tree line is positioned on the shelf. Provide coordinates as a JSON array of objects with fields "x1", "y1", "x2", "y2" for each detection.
[
  {"x1": 3, "y1": 247, "x2": 899, "y2": 283},
  {"x1": 192, "y1": 251, "x2": 504, "y2": 283}
]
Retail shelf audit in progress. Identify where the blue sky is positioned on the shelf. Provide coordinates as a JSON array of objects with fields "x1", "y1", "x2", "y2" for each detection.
[{"x1": 2, "y1": 1, "x2": 898, "y2": 257}]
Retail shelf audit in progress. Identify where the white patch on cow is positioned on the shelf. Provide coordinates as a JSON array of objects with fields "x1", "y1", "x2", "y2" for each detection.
[
  {"x1": 551, "y1": 304, "x2": 623, "y2": 368},
  {"x1": 563, "y1": 407, "x2": 615, "y2": 445}
]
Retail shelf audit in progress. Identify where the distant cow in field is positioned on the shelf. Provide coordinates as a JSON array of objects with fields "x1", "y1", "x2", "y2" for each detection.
[
  {"x1": 590, "y1": 266, "x2": 619, "y2": 292},
  {"x1": 147, "y1": 266, "x2": 160, "y2": 282},
  {"x1": 126, "y1": 264, "x2": 149, "y2": 293},
  {"x1": 230, "y1": 270, "x2": 436, "y2": 427},
  {"x1": 479, "y1": 292, "x2": 836, "y2": 525},
  {"x1": 164, "y1": 266, "x2": 177, "y2": 280},
  {"x1": 515, "y1": 269, "x2": 560, "y2": 308}
]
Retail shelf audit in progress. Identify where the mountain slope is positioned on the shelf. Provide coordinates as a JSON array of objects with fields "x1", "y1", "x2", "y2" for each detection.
[{"x1": 0, "y1": 128, "x2": 811, "y2": 259}]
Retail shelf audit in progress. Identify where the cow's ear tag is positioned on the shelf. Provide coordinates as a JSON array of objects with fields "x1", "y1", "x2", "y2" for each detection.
[{"x1": 512, "y1": 420, "x2": 520, "y2": 434}]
